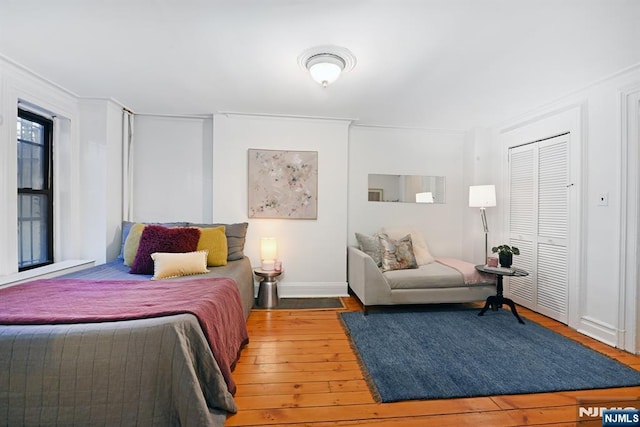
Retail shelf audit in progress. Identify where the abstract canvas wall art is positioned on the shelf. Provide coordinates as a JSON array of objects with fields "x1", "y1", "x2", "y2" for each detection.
[{"x1": 247, "y1": 149, "x2": 318, "y2": 219}]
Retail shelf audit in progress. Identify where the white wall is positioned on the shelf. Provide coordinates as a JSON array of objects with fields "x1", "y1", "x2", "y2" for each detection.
[
  {"x1": 348, "y1": 126, "x2": 469, "y2": 260},
  {"x1": 485, "y1": 64, "x2": 640, "y2": 349},
  {"x1": 104, "y1": 104, "x2": 125, "y2": 260},
  {"x1": 0, "y1": 56, "x2": 83, "y2": 276},
  {"x1": 213, "y1": 114, "x2": 350, "y2": 297},
  {"x1": 131, "y1": 115, "x2": 213, "y2": 223},
  {"x1": 78, "y1": 99, "x2": 124, "y2": 263},
  {"x1": 462, "y1": 127, "x2": 499, "y2": 263}
]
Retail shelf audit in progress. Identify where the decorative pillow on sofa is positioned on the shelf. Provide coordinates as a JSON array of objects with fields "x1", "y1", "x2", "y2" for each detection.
[
  {"x1": 381, "y1": 226, "x2": 435, "y2": 265},
  {"x1": 355, "y1": 232, "x2": 382, "y2": 267},
  {"x1": 188, "y1": 222, "x2": 248, "y2": 261},
  {"x1": 378, "y1": 233, "x2": 418, "y2": 272},
  {"x1": 130, "y1": 225, "x2": 201, "y2": 275},
  {"x1": 151, "y1": 250, "x2": 210, "y2": 280},
  {"x1": 196, "y1": 226, "x2": 228, "y2": 266}
]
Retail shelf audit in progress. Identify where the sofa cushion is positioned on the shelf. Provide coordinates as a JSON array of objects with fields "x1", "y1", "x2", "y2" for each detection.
[
  {"x1": 381, "y1": 226, "x2": 435, "y2": 265},
  {"x1": 379, "y1": 233, "x2": 418, "y2": 272},
  {"x1": 384, "y1": 261, "x2": 466, "y2": 289},
  {"x1": 355, "y1": 232, "x2": 382, "y2": 267}
]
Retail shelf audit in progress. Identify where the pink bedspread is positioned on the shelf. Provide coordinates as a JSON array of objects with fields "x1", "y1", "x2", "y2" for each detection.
[
  {"x1": 0, "y1": 277, "x2": 248, "y2": 395},
  {"x1": 436, "y1": 257, "x2": 496, "y2": 285}
]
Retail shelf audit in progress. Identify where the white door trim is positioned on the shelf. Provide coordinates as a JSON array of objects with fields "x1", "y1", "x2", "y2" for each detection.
[{"x1": 619, "y1": 85, "x2": 640, "y2": 353}]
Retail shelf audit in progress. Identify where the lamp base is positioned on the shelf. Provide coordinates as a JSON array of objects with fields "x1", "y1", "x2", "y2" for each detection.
[{"x1": 261, "y1": 260, "x2": 275, "y2": 271}]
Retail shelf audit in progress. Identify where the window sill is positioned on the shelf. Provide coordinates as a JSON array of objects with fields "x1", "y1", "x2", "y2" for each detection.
[{"x1": 0, "y1": 260, "x2": 95, "y2": 289}]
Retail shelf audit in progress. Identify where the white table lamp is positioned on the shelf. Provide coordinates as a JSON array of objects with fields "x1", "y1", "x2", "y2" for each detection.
[
  {"x1": 469, "y1": 185, "x2": 496, "y2": 263},
  {"x1": 260, "y1": 237, "x2": 278, "y2": 271}
]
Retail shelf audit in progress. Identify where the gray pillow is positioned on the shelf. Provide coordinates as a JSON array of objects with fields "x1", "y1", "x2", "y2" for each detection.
[
  {"x1": 355, "y1": 232, "x2": 382, "y2": 267},
  {"x1": 189, "y1": 222, "x2": 249, "y2": 261}
]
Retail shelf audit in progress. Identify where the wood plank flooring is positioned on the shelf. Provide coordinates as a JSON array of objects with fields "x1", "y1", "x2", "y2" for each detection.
[{"x1": 226, "y1": 297, "x2": 640, "y2": 426}]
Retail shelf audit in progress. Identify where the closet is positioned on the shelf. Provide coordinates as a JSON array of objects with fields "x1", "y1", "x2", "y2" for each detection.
[{"x1": 507, "y1": 133, "x2": 571, "y2": 323}]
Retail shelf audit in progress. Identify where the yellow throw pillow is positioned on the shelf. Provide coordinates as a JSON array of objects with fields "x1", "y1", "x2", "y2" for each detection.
[
  {"x1": 197, "y1": 226, "x2": 228, "y2": 266},
  {"x1": 151, "y1": 250, "x2": 210, "y2": 280},
  {"x1": 123, "y1": 223, "x2": 146, "y2": 266}
]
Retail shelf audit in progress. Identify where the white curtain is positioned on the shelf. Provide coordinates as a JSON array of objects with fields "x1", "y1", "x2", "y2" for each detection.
[{"x1": 122, "y1": 110, "x2": 134, "y2": 221}]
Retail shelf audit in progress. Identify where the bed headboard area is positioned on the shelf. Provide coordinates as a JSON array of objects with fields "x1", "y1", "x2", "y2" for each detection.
[{"x1": 119, "y1": 221, "x2": 249, "y2": 279}]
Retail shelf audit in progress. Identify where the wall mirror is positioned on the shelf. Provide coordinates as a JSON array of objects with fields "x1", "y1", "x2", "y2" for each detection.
[{"x1": 368, "y1": 174, "x2": 446, "y2": 204}]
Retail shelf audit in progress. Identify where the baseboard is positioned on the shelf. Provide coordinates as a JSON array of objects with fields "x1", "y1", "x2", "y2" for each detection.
[
  {"x1": 578, "y1": 315, "x2": 619, "y2": 348},
  {"x1": 253, "y1": 281, "x2": 348, "y2": 298}
]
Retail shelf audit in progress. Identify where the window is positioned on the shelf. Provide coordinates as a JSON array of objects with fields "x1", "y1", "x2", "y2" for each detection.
[{"x1": 17, "y1": 109, "x2": 53, "y2": 270}]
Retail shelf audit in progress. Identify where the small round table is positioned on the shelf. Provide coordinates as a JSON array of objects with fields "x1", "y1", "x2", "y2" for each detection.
[
  {"x1": 254, "y1": 268, "x2": 282, "y2": 308},
  {"x1": 475, "y1": 265, "x2": 529, "y2": 324}
]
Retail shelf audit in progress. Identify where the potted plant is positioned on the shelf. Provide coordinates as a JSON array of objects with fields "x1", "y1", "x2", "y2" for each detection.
[{"x1": 491, "y1": 244, "x2": 520, "y2": 268}]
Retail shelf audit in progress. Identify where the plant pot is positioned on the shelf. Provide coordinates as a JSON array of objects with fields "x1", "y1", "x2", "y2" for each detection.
[{"x1": 499, "y1": 252, "x2": 513, "y2": 268}]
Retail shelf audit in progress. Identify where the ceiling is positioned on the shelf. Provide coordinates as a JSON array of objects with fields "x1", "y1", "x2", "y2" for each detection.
[{"x1": 1, "y1": 0, "x2": 639, "y2": 130}]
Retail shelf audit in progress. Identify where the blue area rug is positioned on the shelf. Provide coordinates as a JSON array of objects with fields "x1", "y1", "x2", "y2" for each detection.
[{"x1": 340, "y1": 307, "x2": 640, "y2": 403}]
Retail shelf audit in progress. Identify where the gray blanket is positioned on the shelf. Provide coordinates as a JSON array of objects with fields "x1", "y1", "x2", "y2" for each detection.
[
  {"x1": 0, "y1": 314, "x2": 235, "y2": 426},
  {"x1": 0, "y1": 257, "x2": 256, "y2": 426}
]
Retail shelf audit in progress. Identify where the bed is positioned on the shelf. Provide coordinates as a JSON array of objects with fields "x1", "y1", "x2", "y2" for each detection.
[{"x1": 0, "y1": 222, "x2": 254, "y2": 427}]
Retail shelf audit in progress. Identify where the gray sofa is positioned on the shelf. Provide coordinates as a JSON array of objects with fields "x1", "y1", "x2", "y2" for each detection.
[{"x1": 348, "y1": 246, "x2": 496, "y2": 313}]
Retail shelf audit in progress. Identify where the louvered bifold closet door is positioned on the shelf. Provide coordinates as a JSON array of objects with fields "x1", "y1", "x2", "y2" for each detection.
[
  {"x1": 536, "y1": 137, "x2": 569, "y2": 323},
  {"x1": 508, "y1": 145, "x2": 536, "y2": 307},
  {"x1": 507, "y1": 134, "x2": 570, "y2": 324}
]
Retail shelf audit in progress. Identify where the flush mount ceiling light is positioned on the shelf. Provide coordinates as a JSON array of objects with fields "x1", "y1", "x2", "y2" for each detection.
[{"x1": 298, "y1": 45, "x2": 356, "y2": 88}]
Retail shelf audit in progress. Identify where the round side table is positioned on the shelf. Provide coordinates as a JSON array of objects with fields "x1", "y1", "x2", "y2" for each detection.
[
  {"x1": 475, "y1": 265, "x2": 528, "y2": 324},
  {"x1": 254, "y1": 268, "x2": 282, "y2": 308}
]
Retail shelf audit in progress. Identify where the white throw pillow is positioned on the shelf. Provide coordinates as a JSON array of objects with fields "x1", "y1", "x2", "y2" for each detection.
[
  {"x1": 380, "y1": 227, "x2": 435, "y2": 265},
  {"x1": 151, "y1": 250, "x2": 210, "y2": 280}
]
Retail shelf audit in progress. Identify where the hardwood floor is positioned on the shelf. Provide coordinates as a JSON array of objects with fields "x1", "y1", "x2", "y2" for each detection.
[{"x1": 226, "y1": 297, "x2": 640, "y2": 426}]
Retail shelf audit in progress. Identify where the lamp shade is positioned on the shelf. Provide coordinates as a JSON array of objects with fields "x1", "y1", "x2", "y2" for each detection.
[
  {"x1": 469, "y1": 185, "x2": 496, "y2": 208},
  {"x1": 260, "y1": 237, "x2": 277, "y2": 270}
]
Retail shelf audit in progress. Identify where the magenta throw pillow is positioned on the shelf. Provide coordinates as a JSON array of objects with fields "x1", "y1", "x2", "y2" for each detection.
[{"x1": 129, "y1": 225, "x2": 201, "y2": 275}]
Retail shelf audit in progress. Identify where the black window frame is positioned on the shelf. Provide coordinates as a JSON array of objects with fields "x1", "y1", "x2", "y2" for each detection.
[{"x1": 17, "y1": 108, "x2": 54, "y2": 271}]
